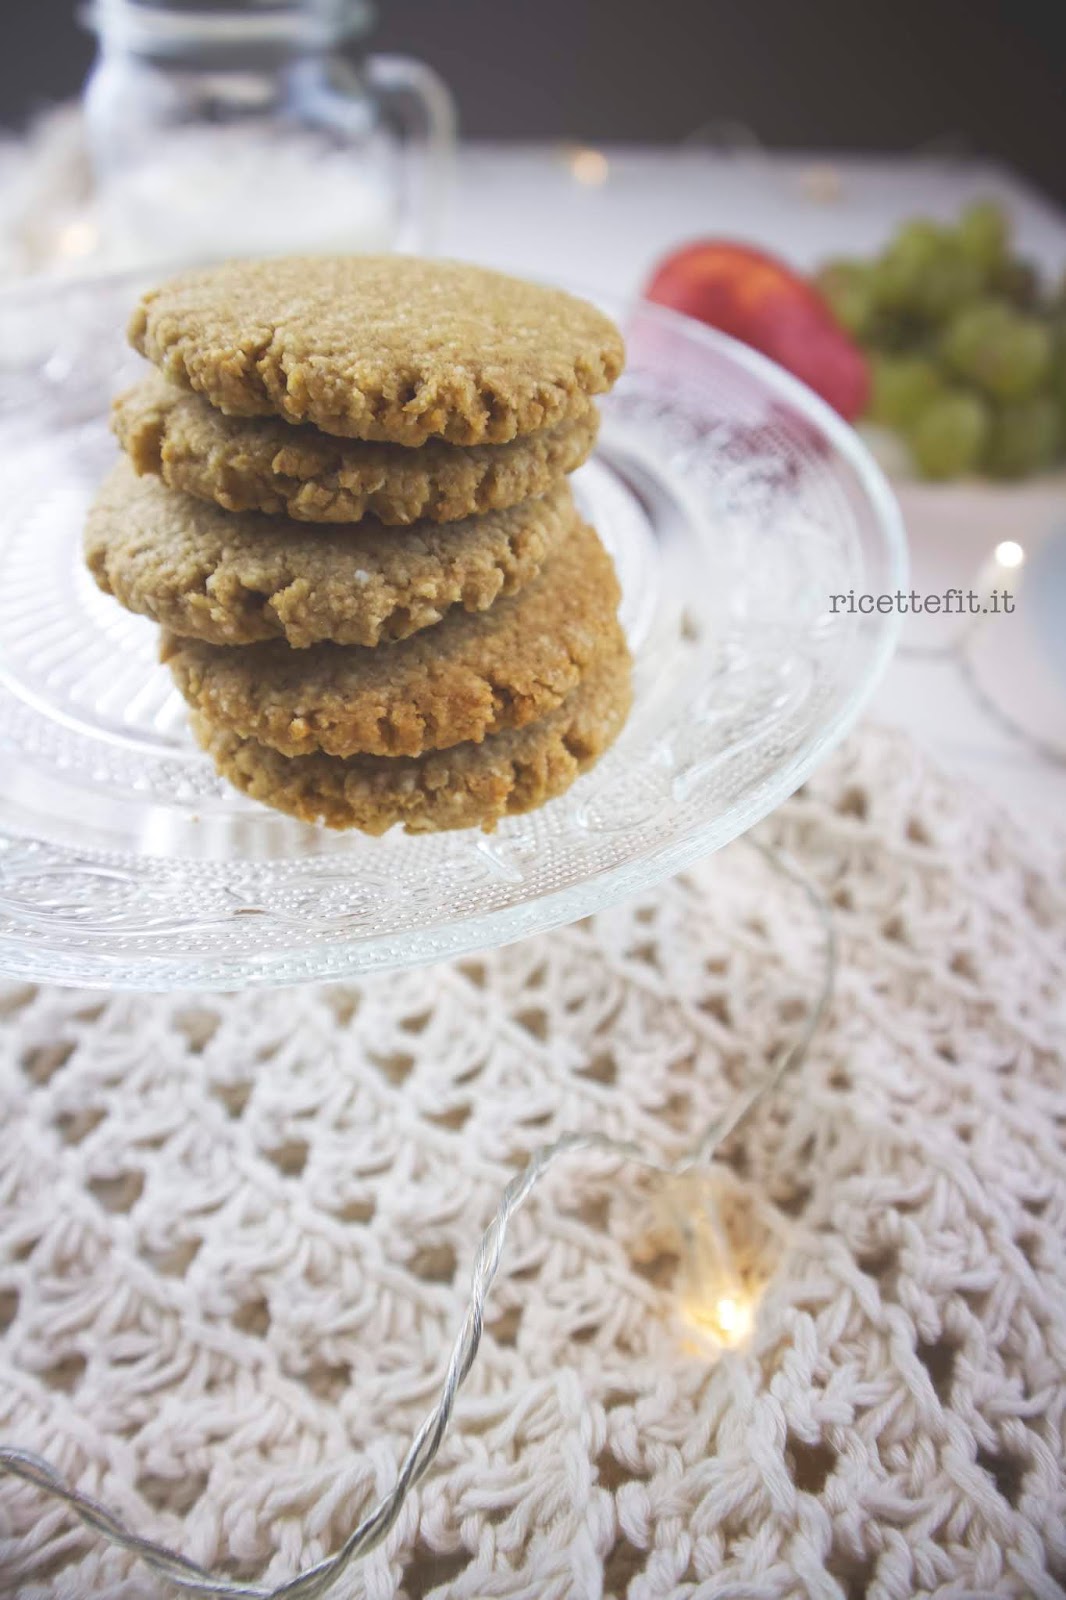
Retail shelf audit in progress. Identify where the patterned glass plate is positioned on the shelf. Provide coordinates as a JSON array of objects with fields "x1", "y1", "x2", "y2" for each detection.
[{"x1": 0, "y1": 273, "x2": 905, "y2": 989}]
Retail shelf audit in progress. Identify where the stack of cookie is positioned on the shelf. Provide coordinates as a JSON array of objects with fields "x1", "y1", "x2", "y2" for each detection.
[{"x1": 85, "y1": 256, "x2": 631, "y2": 833}]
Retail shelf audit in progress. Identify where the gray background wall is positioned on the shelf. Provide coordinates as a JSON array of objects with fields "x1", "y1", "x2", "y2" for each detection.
[{"x1": 4, "y1": 1, "x2": 1065, "y2": 204}]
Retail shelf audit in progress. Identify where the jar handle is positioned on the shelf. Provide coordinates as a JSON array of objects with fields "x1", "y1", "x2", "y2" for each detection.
[{"x1": 364, "y1": 54, "x2": 456, "y2": 252}]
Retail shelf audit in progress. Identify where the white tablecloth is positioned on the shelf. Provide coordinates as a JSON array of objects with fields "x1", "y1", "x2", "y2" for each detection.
[{"x1": 2, "y1": 725, "x2": 1064, "y2": 1598}]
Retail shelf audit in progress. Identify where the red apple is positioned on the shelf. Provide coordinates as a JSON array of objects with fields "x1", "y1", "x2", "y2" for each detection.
[{"x1": 644, "y1": 240, "x2": 869, "y2": 422}]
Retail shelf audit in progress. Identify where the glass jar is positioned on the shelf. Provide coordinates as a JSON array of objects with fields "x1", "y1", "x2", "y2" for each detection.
[{"x1": 80, "y1": 0, "x2": 455, "y2": 270}]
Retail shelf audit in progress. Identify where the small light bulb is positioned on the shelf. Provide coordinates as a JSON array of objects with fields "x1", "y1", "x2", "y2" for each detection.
[
  {"x1": 714, "y1": 1296, "x2": 743, "y2": 1336},
  {"x1": 994, "y1": 540, "x2": 1025, "y2": 570},
  {"x1": 798, "y1": 163, "x2": 843, "y2": 204},
  {"x1": 659, "y1": 1169, "x2": 778, "y2": 1357},
  {"x1": 56, "y1": 219, "x2": 98, "y2": 259},
  {"x1": 679, "y1": 1283, "x2": 757, "y2": 1351},
  {"x1": 569, "y1": 148, "x2": 609, "y2": 187}
]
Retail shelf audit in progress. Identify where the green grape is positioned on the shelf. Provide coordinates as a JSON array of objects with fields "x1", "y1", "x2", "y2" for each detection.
[
  {"x1": 876, "y1": 221, "x2": 984, "y2": 321},
  {"x1": 917, "y1": 244, "x2": 985, "y2": 321},
  {"x1": 814, "y1": 259, "x2": 875, "y2": 339},
  {"x1": 907, "y1": 391, "x2": 990, "y2": 479},
  {"x1": 940, "y1": 300, "x2": 1051, "y2": 399},
  {"x1": 868, "y1": 354, "x2": 942, "y2": 428},
  {"x1": 872, "y1": 223, "x2": 938, "y2": 312},
  {"x1": 956, "y1": 199, "x2": 1009, "y2": 277},
  {"x1": 1049, "y1": 316, "x2": 1066, "y2": 414},
  {"x1": 1052, "y1": 269, "x2": 1066, "y2": 315},
  {"x1": 990, "y1": 256, "x2": 1041, "y2": 310},
  {"x1": 982, "y1": 397, "x2": 1062, "y2": 478},
  {"x1": 863, "y1": 306, "x2": 929, "y2": 353}
]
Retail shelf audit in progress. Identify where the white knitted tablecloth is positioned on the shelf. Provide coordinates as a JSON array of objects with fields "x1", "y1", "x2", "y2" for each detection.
[{"x1": 1, "y1": 723, "x2": 1064, "y2": 1600}]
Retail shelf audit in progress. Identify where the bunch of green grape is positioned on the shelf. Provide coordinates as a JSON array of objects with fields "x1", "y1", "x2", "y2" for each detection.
[{"x1": 816, "y1": 202, "x2": 1066, "y2": 480}]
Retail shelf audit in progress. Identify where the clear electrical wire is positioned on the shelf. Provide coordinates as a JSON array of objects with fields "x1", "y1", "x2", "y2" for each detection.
[{"x1": 0, "y1": 836, "x2": 836, "y2": 1599}]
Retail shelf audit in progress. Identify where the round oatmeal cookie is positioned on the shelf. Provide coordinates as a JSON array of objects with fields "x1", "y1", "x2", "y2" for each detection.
[
  {"x1": 84, "y1": 459, "x2": 575, "y2": 650},
  {"x1": 192, "y1": 638, "x2": 632, "y2": 834},
  {"x1": 113, "y1": 371, "x2": 599, "y2": 524},
  {"x1": 162, "y1": 519, "x2": 622, "y2": 758},
  {"x1": 128, "y1": 256, "x2": 625, "y2": 446}
]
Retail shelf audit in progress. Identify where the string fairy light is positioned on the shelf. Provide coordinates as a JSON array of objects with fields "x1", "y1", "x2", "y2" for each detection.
[
  {"x1": 0, "y1": 838, "x2": 836, "y2": 1599},
  {"x1": 666, "y1": 1164, "x2": 791, "y2": 1354},
  {"x1": 564, "y1": 145, "x2": 610, "y2": 187},
  {"x1": 55, "y1": 216, "x2": 100, "y2": 260},
  {"x1": 993, "y1": 539, "x2": 1025, "y2": 571}
]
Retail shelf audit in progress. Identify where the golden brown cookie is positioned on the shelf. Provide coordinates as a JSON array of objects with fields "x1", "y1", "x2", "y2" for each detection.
[
  {"x1": 114, "y1": 371, "x2": 599, "y2": 525},
  {"x1": 84, "y1": 459, "x2": 575, "y2": 650},
  {"x1": 129, "y1": 256, "x2": 624, "y2": 446},
  {"x1": 193, "y1": 639, "x2": 632, "y2": 834},
  {"x1": 162, "y1": 519, "x2": 622, "y2": 758}
]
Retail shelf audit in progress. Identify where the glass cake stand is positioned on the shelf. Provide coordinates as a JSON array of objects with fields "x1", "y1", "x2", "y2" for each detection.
[{"x1": 0, "y1": 273, "x2": 906, "y2": 989}]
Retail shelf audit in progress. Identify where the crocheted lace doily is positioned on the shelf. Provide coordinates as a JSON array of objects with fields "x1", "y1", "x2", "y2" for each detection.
[{"x1": 1, "y1": 724, "x2": 1064, "y2": 1600}]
